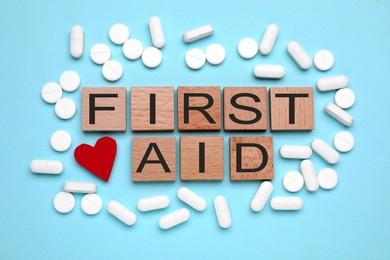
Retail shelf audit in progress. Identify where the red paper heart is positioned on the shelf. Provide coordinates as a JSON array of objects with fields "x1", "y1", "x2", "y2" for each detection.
[{"x1": 74, "y1": 136, "x2": 117, "y2": 182}]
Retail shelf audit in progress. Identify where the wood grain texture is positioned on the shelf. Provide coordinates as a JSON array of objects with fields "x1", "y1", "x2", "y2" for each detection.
[
  {"x1": 82, "y1": 87, "x2": 127, "y2": 131},
  {"x1": 131, "y1": 87, "x2": 174, "y2": 131},
  {"x1": 132, "y1": 137, "x2": 176, "y2": 181},
  {"x1": 178, "y1": 86, "x2": 221, "y2": 131},
  {"x1": 180, "y1": 136, "x2": 224, "y2": 180},
  {"x1": 269, "y1": 87, "x2": 314, "y2": 131},
  {"x1": 224, "y1": 87, "x2": 268, "y2": 131},
  {"x1": 230, "y1": 136, "x2": 274, "y2": 181}
]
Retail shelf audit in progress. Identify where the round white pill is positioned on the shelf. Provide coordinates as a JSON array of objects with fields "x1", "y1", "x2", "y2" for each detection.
[
  {"x1": 185, "y1": 48, "x2": 206, "y2": 70},
  {"x1": 318, "y1": 168, "x2": 338, "y2": 189},
  {"x1": 102, "y1": 60, "x2": 123, "y2": 81},
  {"x1": 238, "y1": 38, "x2": 258, "y2": 59},
  {"x1": 314, "y1": 50, "x2": 334, "y2": 71},
  {"x1": 335, "y1": 88, "x2": 355, "y2": 109},
  {"x1": 109, "y1": 24, "x2": 130, "y2": 45},
  {"x1": 41, "y1": 82, "x2": 62, "y2": 104},
  {"x1": 142, "y1": 47, "x2": 162, "y2": 68},
  {"x1": 81, "y1": 193, "x2": 102, "y2": 215},
  {"x1": 205, "y1": 44, "x2": 226, "y2": 65},
  {"x1": 54, "y1": 98, "x2": 76, "y2": 119},
  {"x1": 59, "y1": 70, "x2": 80, "y2": 92},
  {"x1": 123, "y1": 39, "x2": 143, "y2": 60},
  {"x1": 53, "y1": 191, "x2": 75, "y2": 213},
  {"x1": 50, "y1": 130, "x2": 72, "y2": 152},
  {"x1": 90, "y1": 43, "x2": 111, "y2": 65},
  {"x1": 283, "y1": 171, "x2": 304, "y2": 192},
  {"x1": 334, "y1": 131, "x2": 355, "y2": 152}
]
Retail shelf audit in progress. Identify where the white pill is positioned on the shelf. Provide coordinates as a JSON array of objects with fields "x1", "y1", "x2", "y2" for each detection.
[
  {"x1": 317, "y1": 75, "x2": 349, "y2": 92},
  {"x1": 287, "y1": 41, "x2": 312, "y2": 70},
  {"x1": 159, "y1": 208, "x2": 190, "y2": 230},
  {"x1": 334, "y1": 131, "x2": 355, "y2": 152},
  {"x1": 90, "y1": 43, "x2": 111, "y2": 65},
  {"x1": 63, "y1": 181, "x2": 97, "y2": 193},
  {"x1": 109, "y1": 24, "x2": 130, "y2": 45},
  {"x1": 314, "y1": 50, "x2": 334, "y2": 71},
  {"x1": 53, "y1": 191, "x2": 75, "y2": 213},
  {"x1": 214, "y1": 196, "x2": 231, "y2": 228},
  {"x1": 41, "y1": 82, "x2": 62, "y2": 104},
  {"x1": 59, "y1": 70, "x2": 80, "y2": 92},
  {"x1": 311, "y1": 138, "x2": 340, "y2": 164},
  {"x1": 183, "y1": 24, "x2": 214, "y2": 43},
  {"x1": 185, "y1": 48, "x2": 206, "y2": 70},
  {"x1": 148, "y1": 16, "x2": 165, "y2": 49},
  {"x1": 123, "y1": 39, "x2": 143, "y2": 60},
  {"x1": 280, "y1": 145, "x2": 312, "y2": 159},
  {"x1": 325, "y1": 102, "x2": 354, "y2": 126},
  {"x1": 137, "y1": 195, "x2": 169, "y2": 212},
  {"x1": 238, "y1": 38, "x2": 258, "y2": 59},
  {"x1": 253, "y1": 64, "x2": 285, "y2": 79},
  {"x1": 300, "y1": 159, "x2": 319, "y2": 192},
  {"x1": 177, "y1": 187, "x2": 207, "y2": 211},
  {"x1": 259, "y1": 24, "x2": 279, "y2": 55},
  {"x1": 107, "y1": 200, "x2": 137, "y2": 226},
  {"x1": 50, "y1": 130, "x2": 72, "y2": 152},
  {"x1": 283, "y1": 171, "x2": 304, "y2": 192},
  {"x1": 318, "y1": 168, "x2": 338, "y2": 190},
  {"x1": 206, "y1": 44, "x2": 226, "y2": 65},
  {"x1": 102, "y1": 60, "x2": 123, "y2": 81},
  {"x1": 30, "y1": 160, "x2": 64, "y2": 174},
  {"x1": 70, "y1": 25, "x2": 83, "y2": 59},
  {"x1": 335, "y1": 88, "x2": 355, "y2": 109},
  {"x1": 141, "y1": 47, "x2": 162, "y2": 68},
  {"x1": 54, "y1": 98, "x2": 76, "y2": 119},
  {"x1": 81, "y1": 194, "x2": 102, "y2": 215},
  {"x1": 250, "y1": 181, "x2": 273, "y2": 212},
  {"x1": 270, "y1": 197, "x2": 303, "y2": 210}
]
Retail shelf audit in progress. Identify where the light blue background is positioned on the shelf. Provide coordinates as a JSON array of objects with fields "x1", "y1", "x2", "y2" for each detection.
[{"x1": 0, "y1": 0, "x2": 389, "y2": 259}]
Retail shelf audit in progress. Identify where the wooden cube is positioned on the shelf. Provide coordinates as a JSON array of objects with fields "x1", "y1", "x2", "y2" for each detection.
[
  {"x1": 224, "y1": 87, "x2": 268, "y2": 131},
  {"x1": 82, "y1": 87, "x2": 127, "y2": 131},
  {"x1": 230, "y1": 136, "x2": 274, "y2": 180},
  {"x1": 132, "y1": 137, "x2": 176, "y2": 181},
  {"x1": 180, "y1": 136, "x2": 224, "y2": 180},
  {"x1": 178, "y1": 87, "x2": 221, "y2": 131},
  {"x1": 269, "y1": 87, "x2": 314, "y2": 131},
  {"x1": 131, "y1": 87, "x2": 174, "y2": 131}
]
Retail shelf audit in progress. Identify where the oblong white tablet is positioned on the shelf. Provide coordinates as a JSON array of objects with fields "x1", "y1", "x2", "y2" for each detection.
[
  {"x1": 318, "y1": 168, "x2": 338, "y2": 190},
  {"x1": 325, "y1": 102, "x2": 354, "y2": 126},
  {"x1": 50, "y1": 130, "x2": 72, "y2": 152},
  {"x1": 59, "y1": 70, "x2": 80, "y2": 92},
  {"x1": 55, "y1": 98, "x2": 76, "y2": 119},
  {"x1": 214, "y1": 196, "x2": 231, "y2": 228},
  {"x1": 238, "y1": 38, "x2": 258, "y2": 59},
  {"x1": 148, "y1": 16, "x2": 165, "y2": 49},
  {"x1": 81, "y1": 194, "x2": 102, "y2": 215},
  {"x1": 270, "y1": 197, "x2": 303, "y2": 210},
  {"x1": 283, "y1": 171, "x2": 304, "y2": 192},
  {"x1": 159, "y1": 208, "x2": 190, "y2": 230},
  {"x1": 250, "y1": 181, "x2": 273, "y2": 212},
  {"x1": 53, "y1": 191, "x2": 75, "y2": 213},
  {"x1": 63, "y1": 181, "x2": 97, "y2": 193},
  {"x1": 287, "y1": 41, "x2": 312, "y2": 70},
  {"x1": 137, "y1": 195, "x2": 170, "y2": 212},
  {"x1": 300, "y1": 159, "x2": 319, "y2": 192},
  {"x1": 41, "y1": 82, "x2": 62, "y2": 104},
  {"x1": 206, "y1": 44, "x2": 225, "y2": 65},
  {"x1": 177, "y1": 187, "x2": 207, "y2": 211},
  {"x1": 314, "y1": 50, "x2": 334, "y2": 71},
  {"x1": 90, "y1": 43, "x2": 111, "y2": 65},
  {"x1": 334, "y1": 131, "x2": 355, "y2": 152},
  {"x1": 107, "y1": 200, "x2": 137, "y2": 226},
  {"x1": 185, "y1": 48, "x2": 206, "y2": 70},
  {"x1": 102, "y1": 60, "x2": 123, "y2": 81},
  {"x1": 253, "y1": 64, "x2": 285, "y2": 79},
  {"x1": 30, "y1": 160, "x2": 64, "y2": 174},
  {"x1": 316, "y1": 75, "x2": 349, "y2": 92},
  {"x1": 123, "y1": 39, "x2": 143, "y2": 60},
  {"x1": 259, "y1": 24, "x2": 279, "y2": 55},
  {"x1": 311, "y1": 138, "x2": 340, "y2": 164},
  {"x1": 70, "y1": 25, "x2": 83, "y2": 59},
  {"x1": 183, "y1": 24, "x2": 214, "y2": 43},
  {"x1": 109, "y1": 24, "x2": 130, "y2": 45},
  {"x1": 335, "y1": 88, "x2": 355, "y2": 109},
  {"x1": 142, "y1": 47, "x2": 162, "y2": 68},
  {"x1": 280, "y1": 145, "x2": 312, "y2": 159}
]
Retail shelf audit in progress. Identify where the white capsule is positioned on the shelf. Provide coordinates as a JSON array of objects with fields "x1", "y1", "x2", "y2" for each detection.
[
  {"x1": 214, "y1": 196, "x2": 231, "y2": 228},
  {"x1": 81, "y1": 193, "x2": 102, "y2": 215},
  {"x1": 335, "y1": 88, "x2": 355, "y2": 109},
  {"x1": 259, "y1": 24, "x2": 279, "y2": 55},
  {"x1": 238, "y1": 37, "x2": 258, "y2": 59},
  {"x1": 325, "y1": 102, "x2": 354, "y2": 126},
  {"x1": 148, "y1": 16, "x2": 165, "y2": 49},
  {"x1": 314, "y1": 50, "x2": 334, "y2": 71},
  {"x1": 109, "y1": 24, "x2": 130, "y2": 45},
  {"x1": 142, "y1": 47, "x2": 162, "y2": 68},
  {"x1": 30, "y1": 160, "x2": 63, "y2": 174},
  {"x1": 90, "y1": 43, "x2": 111, "y2": 65},
  {"x1": 41, "y1": 82, "x2": 62, "y2": 104},
  {"x1": 50, "y1": 130, "x2": 72, "y2": 152},
  {"x1": 137, "y1": 195, "x2": 170, "y2": 212},
  {"x1": 253, "y1": 64, "x2": 285, "y2": 79},
  {"x1": 159, "y1": 208, "x2": 190, "y2": 230},
  {"x1": 183, "y1": 24, "x2": 214, "y2": 43},
  {"x1": 185, "y1": 48, "x2": 206, "y2": 70},
  {"x1": 123, "y1": 39, "x2": 143, "y2": 60},
  {"x1": 334, "y1": 131, "x2": 355, "y2": 152},
  {"x1": 70, "y1": 25, "x2": 84, "y2": 58},
  {"x1": 287, "y1": 41, "x2": 312, "y2": 70},
  {"x1": 283, "y1": 171, "x2": 304, "y2": 192},
  {"x1": 55, "y1": 98, "x2": 76, "y2": 120},
  {"x1": 270, "y1": 197, "x2": 303, "y2": 210},
  {"x1": 300, "y1": 159, "x2": 319, "y2": 192},
  {"x1": 317, "y1": 75, "x2": 349, "y2": 92},
  {"x1": 107, "y1": 200, "x2": 137, "y2": 226},
  {"x1": 250, "y1": 181, "x2": 273, "y2": 212},
  {"x1": 102, "y1": 60, "x2": 123, "y2": 81},
  {"x1": 280, "y1": 145, "x2": 312, "y2": 159},
  {"x1": 53, "y1": 191, "x2": 75, "y2": 213},
  {"x1": 59, "y1": 70, "x2": 80, "y2": 92},
  {"x1": 177, "y1": 187, "x2": 207, "y2": 211},
  {"x1": 63, "y1": 181, "x2": 96, "y2": 193},
  {"x1": 318, "y1": 168, "x2": 338, "y2": 190},
  {"x1": 311, "y1": 138, "x2": 340, "y2": 164}
]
